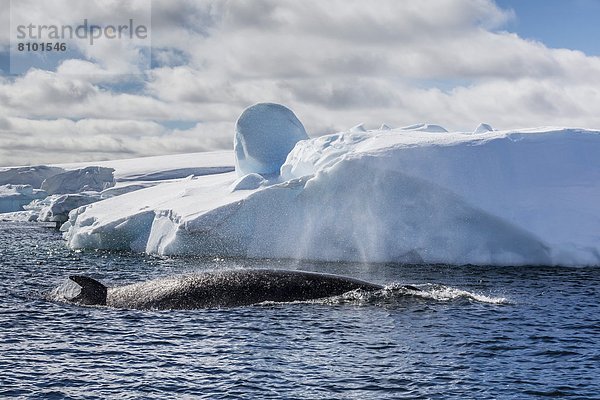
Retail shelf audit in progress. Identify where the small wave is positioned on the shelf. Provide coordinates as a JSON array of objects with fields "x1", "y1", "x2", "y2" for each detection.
[
  {"x1": 295, "y1": 283, "x2": 509, "y2": 306},
  {"x1": 46, "y1": 279, "x2": 81, "y2": 304},
  {"x1": 399, "y1": 283, "x2": 509, "y2": 305}
]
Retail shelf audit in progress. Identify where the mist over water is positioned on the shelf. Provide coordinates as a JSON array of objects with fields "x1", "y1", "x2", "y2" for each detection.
[{"x1": 1, "y1": 222, "x2": 599, "y2": 399}]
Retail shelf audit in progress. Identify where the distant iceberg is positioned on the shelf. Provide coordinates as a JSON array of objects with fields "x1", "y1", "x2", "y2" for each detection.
[
  {"x1": 41, "y1": 166, "x2": 115, "y2": 195},
  {"x1": 37, "y1": 194, "x2": 102, "y2": 224},
  {"x1": 0, "y1": 165, "x2": 62, "y2": 213},
  {"x1": 473, "y1": 123, "x2": 494, "y2": 134},
  {"x1": 0, "y1": 152, "x2": 233, "y2": 222},
  {"x1": 400, "y1": 123, "x2": 448, "y2": 133},
  {"x1": 0, "y1": 184, "x2": 47, "y2": 213},
  {"x1": 0, "y1": 166, "x2": 116, "y2": 222},
  {"x1": 0, "y1": 165, "x2": 64, "y2": 187},
  {"x1": 56, "y1": 104, "x2": 600, "y2": 267}
]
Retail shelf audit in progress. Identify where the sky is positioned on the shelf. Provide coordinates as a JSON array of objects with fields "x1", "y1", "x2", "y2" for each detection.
[
  {"x1": 496, "y1": 0, "x2": 600, "y2": 56},
  {"x1": 1, "y1": 0, "x2": 600, "y2": 166}
]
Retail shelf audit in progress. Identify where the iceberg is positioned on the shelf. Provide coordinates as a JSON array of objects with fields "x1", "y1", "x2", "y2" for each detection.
[
  {"x1": 400, "y1": 123, "x2": 449, "y2": 133},
  {"x1": 473, "y1": 123, "x2": 494, "y2": 134},
  {"x1": 0, "y1": 152, "x2": 234, "y2": 224},
  {"x1": 41, "y1": 166, "x2": 115, "y2": 195},
  {"x1": 38, "y1": 193, "x2": 102, "y2": 224},
  {"x1": 19, "y1": 183, "x2": 159, "y2": 225},
  {"x1": 61, "y1": 104, "x2": 600, "y2": 266},
  {"x1": 0, "y1": 184, "x2": 47, "y2": 213},
  {"x1": 0, "y1": 210, "x2": 39, "y2": 222},
  {"x1": 0, "y1": 165, "x2": 64, "y2": 188}
]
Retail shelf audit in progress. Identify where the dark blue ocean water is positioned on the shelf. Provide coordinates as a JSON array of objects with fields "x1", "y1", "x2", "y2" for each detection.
[{"x1": 0, "y1": 222, "x2": 599, "y2": 399}]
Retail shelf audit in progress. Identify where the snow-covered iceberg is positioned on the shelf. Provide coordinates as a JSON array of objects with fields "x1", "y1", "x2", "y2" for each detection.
[
  {"x1": 0, "y1": 184, "x2": 47, "y2": 213},
  {"x1": 61, "y1": 105, "x2": 600, "y2": 266},
  {"x1": 0, "y1": 151, "x2": 233, "y2": 222},
  {"x1": 400, "y1": 123, "x2": 448, "y2": 133},
  {"x1": 0, "y1": 166, "x2": 64, "y2": 187},
  {"x1": 41, "y1": 166, "x2": 115, "y2": 195},
  {"x1": 0, "y1": 165, "x2": 63, "y2": 214},
  {"x1": 37, "y1": 194, "x2": 103, "y2": 224},
  {"x1": 15, "y1": 183, "x2": 159, "y2": 225},
  {"x1": 473, "y1": 123, "x2": 494, "y2": 134}
]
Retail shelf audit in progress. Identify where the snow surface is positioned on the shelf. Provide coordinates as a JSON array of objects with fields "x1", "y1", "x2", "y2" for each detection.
[
  {"x1": 56, "y1": 151, "x2": 234, "y2": 181},
  {"x1": 61, "y1": 124, "x2": 600, "y2": 266},
  {"x1": 234, "y1": 103, "x2": 308, "y2": 177},
  {"x1": 100, "y1": 183, "x2": 157, "y2": 198}
]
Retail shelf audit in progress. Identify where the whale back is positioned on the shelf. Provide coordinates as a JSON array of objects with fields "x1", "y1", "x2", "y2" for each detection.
[
  {"x1": 69, "y1": 275, "x2": 108, "y2": 306},
  {"x1": 106, "y1": 269, "x2": 383, "y2": 310}
]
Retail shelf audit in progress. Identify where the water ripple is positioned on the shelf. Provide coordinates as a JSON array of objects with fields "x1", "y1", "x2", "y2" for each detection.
[{"x1": 1, "y1": 222, "x2": 599, "y2": 399}]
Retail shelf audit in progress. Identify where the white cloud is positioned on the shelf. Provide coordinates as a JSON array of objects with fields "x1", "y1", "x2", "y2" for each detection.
[
  {"x1": 0, "y1": 118, "x2": 233, "y2": 166},
  {"x1": 1, "y1": 0, "x2": 600, "y2": 166}
]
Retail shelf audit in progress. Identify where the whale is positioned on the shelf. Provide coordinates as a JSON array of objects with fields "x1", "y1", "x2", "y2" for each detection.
[{"x1": 65, "y1": 269, "x2": 396, "y2": 310}]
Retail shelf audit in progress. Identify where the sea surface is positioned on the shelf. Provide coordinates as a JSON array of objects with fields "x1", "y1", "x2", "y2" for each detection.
[{"x1": 0, "y1": 222, "x2": 599, "y2": 399}]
